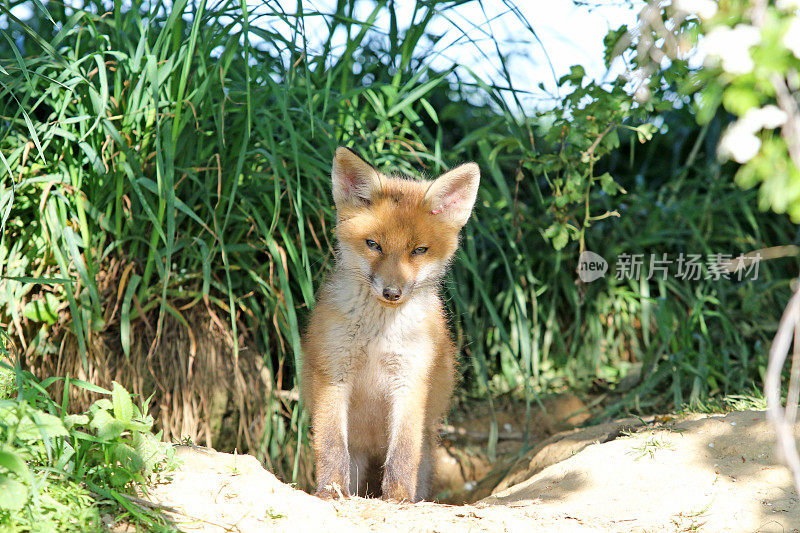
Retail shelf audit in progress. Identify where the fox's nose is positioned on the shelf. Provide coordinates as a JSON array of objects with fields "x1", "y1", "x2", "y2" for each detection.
[{"x1": 382, "y1": 287, "x2": 402, "y2": 301}]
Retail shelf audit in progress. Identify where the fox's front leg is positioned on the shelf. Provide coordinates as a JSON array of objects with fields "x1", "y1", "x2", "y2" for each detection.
[
  {"x1": 311, "y1": 381, "x2": 351, "y2": 499},
  {"x1": 382, "y1": 380, "x2": 428, "y2": 502}
]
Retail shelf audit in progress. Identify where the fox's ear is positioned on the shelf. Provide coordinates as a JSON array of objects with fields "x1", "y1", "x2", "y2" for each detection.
[
  {"x1": 424, "y1": 163, "x2": 480, "y2": 227},
  {"x1": 331, "y1": 147, "x2": 382, "y2": 209}
]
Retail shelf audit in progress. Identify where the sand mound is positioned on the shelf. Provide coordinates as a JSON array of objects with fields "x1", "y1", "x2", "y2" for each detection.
[{"x1": 144, "y1": 410, "x2": 799, "y2": 532}]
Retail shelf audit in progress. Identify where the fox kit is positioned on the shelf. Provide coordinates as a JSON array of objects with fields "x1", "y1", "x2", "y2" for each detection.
[{"x1": 301, "y1": 147, "x2": 480, "y2": 502}]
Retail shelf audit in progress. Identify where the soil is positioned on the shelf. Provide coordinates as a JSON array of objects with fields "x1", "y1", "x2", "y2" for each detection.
[{"x1": 143, "y1": 409, "x2": 800, "y2": 532}]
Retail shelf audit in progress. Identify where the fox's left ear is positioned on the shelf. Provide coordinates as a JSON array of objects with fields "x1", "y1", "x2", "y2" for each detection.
[{"x1": 424, "y1": 163, "x2": 480, "y2": 228}]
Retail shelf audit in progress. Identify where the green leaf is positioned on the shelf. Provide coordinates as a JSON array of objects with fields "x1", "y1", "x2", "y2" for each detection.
[
  {"x1": 722, "y1": 85, "x2": 759, "y2": 116},
  {"x1": 89, "y1": 409, "x2": 125, "y2": 441},
  {"x1": 63, "y1": 414, "x2": 90, "y2": 429},
  {"x1": 69, "y1": 379, "x2": 112, "y2": 395},
  {"x1": 599, "y1": 172, "x2": 626, "y2": 195},
  {"x1": 0, "y1": 448, "x2": 31, "y2": 480},
  {"x1": 120, "y1": 274, "x2": 141, "y2": 359},
  {"x1": 91, "y1": 398, "x2": 114, "y2": 412},
  {"x1": 110, "y1": 469, "x2": 133, "y2": 488},
  {"x1": 560, "y1": 64, "x2": 586, "y2": 85},
  {"x1": 544, "y1": 222, "x2": 570, "y2": 250},
  {"x1": 635, "y1": 123, "x2": 657, "y2": 143},
  {"x1": 112, "y1": 382, "x2": 134, "y2": 423},
  {"x1": 15, "y1": 411, "x2": 69, "y2": 441},
  {"x1": 0, "y1": 476, "x2": 29, "y2": 511},
  {"x1": 113, "y1": 443, "x2": 144, "y2": 473},
  {"x1": 0, "y1": 276, "x2": 73, "y2": 284},
  {"x1": 133, "y1": 432, "x2": 168, "y2": 475},
  {"x1": 695, "y1": 82, "x2": 723, "y2": 125},
  {"x1": 386, "y1": 72, "x2": 447, "y2": 117},
  {"x1": 22, "y1": 293, "x2": 61, "y2": 324},
  {"x1": 124, "y1": 419, "x2": 153, "y2": 434}
]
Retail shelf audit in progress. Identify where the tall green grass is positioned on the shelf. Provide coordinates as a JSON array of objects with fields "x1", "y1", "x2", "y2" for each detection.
[{"x1": 1, "y1": 0, "x2": 797, "y2": 486}]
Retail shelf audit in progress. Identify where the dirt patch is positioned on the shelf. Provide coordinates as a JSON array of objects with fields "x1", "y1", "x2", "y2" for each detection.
[
  {"x1": 144, "y1": 410, "x2": 800, "y2": 532},
  {"x1": 488, "y1": 415, "x2": 646, "y2": 497},
  {"x1": 144, "y1": 445, "x2": 591, "y2": 532},
  {"x1": 484, "y1": 410, "x2": 800, "y2": 532},
  {"x1": 436, "y1": 392, "x2": 592, "y2": 502}
]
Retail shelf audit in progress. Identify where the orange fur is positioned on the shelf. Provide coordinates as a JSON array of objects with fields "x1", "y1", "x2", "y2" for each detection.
[{"x1": 301, "y1": 147, "x2": 480, "y2": 502}]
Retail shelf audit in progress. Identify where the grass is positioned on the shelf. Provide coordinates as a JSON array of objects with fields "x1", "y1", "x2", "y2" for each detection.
[
  {"x1": 0, "y1": 0, "x2": 797, "y2": 496},
  {"x1": 628, "y1": 434, "x2": 676, "y2": 460},
  {"x1": 674, "y1": 388, "x2": 768, "y2": 416},
  {"x1": 671, "y1": 503, "x2": 711, "y2": 532}
]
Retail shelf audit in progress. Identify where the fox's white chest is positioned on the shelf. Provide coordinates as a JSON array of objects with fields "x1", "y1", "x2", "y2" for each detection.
[{"x1": 323, "y1": 285, "x2": 432, "y2": 389}]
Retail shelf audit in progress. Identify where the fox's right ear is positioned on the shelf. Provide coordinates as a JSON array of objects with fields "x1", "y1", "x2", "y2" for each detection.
[{"x1": 331, "y1": 147, "x2": 382, "y2": 209}]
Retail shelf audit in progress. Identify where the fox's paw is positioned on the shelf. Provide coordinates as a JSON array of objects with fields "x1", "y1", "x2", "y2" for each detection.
[{"x1": 380, "y1": 479, "x2": 416, "y2": 503}]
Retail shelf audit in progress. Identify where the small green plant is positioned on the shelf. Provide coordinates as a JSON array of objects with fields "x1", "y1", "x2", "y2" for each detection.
[
  {"x1": 628, "y1": 433, "x2": 676, "y2": 460},
  {"x1": 534, "y1": 65, "x2": 657, "y2": 253},
  {"x1": 265, "y1": 507, "x2": 286, "y2": 520},
  {"x1": 671, "y1": 501, "x2": 712, "y2": 532},
  {"x1": 229, "y1": 449, "x2": 240, "y2": 476},
  {"x1": 0, "y1": 340, "x2": 175, "y2": 530}
]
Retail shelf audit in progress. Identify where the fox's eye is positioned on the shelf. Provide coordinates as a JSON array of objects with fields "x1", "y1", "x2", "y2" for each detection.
[
  {"x1": 366, "y1": 239, "x2": 382, "y2": 252},
  {"x1": 411, "y1": 247, "x2": 428, "y2": 255}
]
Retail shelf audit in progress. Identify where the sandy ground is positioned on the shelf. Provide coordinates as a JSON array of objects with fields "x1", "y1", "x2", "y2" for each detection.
[{"x1": 144, "y1": 410, "x2": 800, "y2": 532}]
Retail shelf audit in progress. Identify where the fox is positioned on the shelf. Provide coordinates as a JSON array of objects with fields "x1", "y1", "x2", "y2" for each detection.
[{"x1": 301, "y1": 147, "x2": 480, "y2": 502}]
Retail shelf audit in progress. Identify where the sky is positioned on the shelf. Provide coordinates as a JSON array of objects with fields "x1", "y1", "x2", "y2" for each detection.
[{"x1": 285, "y1": 0, "x2": 644, "y2": 108}]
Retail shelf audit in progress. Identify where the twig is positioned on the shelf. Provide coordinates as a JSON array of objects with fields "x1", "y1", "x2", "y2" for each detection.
[
  {"x1": 764, "y1": 282, "x2": 800, "y2": 494},
  {"x1": 724, "y1": 246, "x2": 799, "y2": 273},
  {"x1": 750, "y1": 0, "x2": 800, "y2": 495},
  {"x1": 771, "y1": 73, "x2": 800, "y2": 172},
  {"x1": 581, "y1": 123, "x2": 615, "y2": 161},
  {"x1": 91, "y1": 491, "x2": 179, "y2": 514},
  {"x1": 274, "y1": 389, "x2": 300, "y2": 402}
]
